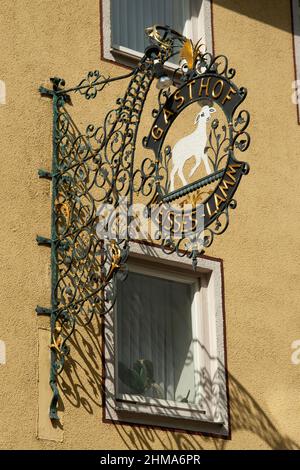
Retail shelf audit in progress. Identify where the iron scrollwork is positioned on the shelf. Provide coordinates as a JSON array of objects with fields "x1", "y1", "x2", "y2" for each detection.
[{"x1": 37, "y1": 25, "x2": 250, "y2": 419}]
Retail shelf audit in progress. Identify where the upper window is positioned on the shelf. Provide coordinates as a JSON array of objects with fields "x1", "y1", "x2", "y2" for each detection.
[
  {"x1": 104, "y1": 243, "x2": 229, "y2": 436},
  {"x1": 101, "y1": 0, "x2": 213, "y2": 67}
]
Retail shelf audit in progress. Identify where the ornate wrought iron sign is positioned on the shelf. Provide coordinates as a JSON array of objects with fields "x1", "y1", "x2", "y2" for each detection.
[
  {"x1": 37, "y1": 25, "x2": 250, "y2": 420},
  {"x1": 144, "y1": 73, "x2": 249, "y2": 228}
]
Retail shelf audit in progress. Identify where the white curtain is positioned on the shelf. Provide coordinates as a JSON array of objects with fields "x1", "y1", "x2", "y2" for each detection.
[
  {"x1": 111, "y1": 0, "x2": 192, "y2": 54},
  {"x1": 116, "y1": 271, "x2": 196, "y2": 403}
]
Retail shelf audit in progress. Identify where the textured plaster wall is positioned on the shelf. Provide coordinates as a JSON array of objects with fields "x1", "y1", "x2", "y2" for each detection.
[{"x1": 0, "y1": 0, "x2": 299, "y2": 450}]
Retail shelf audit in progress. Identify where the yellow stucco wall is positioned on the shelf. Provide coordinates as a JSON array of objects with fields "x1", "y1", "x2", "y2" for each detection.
[{"x1": 0, "y1": 0, "x2": 299, "y2": 449}]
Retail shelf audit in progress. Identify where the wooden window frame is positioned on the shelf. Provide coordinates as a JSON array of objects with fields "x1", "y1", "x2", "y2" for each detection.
[{"x1": 291, "y1": 0, "x2": 300, "y2": 123}]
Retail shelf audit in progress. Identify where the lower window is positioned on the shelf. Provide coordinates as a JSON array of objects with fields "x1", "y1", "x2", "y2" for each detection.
[{"x1": 104, "y1": 243, "x2": 229, "y2": 436}]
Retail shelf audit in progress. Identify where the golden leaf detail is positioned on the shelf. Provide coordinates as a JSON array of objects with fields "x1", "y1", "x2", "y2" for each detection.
[
  {"x1": 56, "y1": 202, "x2": 71, "y2": 225},
  {"x1": 180, "y1": 39, "x2": 194, "y2": 69}
]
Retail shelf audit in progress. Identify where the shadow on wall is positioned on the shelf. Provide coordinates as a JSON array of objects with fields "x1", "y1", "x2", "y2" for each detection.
[
  {"x1": 212, "y1": 0, "x2": 293, "y2": 34},
  {"x1": 46, "y1": 3, "x2": 297, "y2": 442},
  {"x1": 58, "y1": 312, "x2": 299, "y2": 450}
]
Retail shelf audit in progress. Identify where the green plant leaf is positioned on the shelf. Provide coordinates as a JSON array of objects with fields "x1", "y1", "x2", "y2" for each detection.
[{"x1": 118, "y1": 361, "x2": 145, "y2": 394}]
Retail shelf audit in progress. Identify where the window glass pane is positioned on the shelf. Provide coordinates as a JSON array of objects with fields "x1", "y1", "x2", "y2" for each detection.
[
  {"x1": 111, "y1": 0, "x2": 191, "y2": 60},
  {"x1": 116, "y1": 270, "x2": 198, "y2": 404}
]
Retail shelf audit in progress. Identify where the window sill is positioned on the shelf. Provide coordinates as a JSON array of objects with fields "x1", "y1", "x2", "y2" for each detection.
[
  {"x1": 109, "y1": 46, "x2": 179, "y2": 72},
  {"x1": 115, "y1": 396, "x2": 224, "y2": 426},
  {"x1": 117, "y1": 394, "x2": 207, "y2": 413}
]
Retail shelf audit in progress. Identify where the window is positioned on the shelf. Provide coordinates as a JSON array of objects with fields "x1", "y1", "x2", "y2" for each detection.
[
  {"x1": 104, "y1": 243, "x2": 229, "y2": 436},
  {"x1": 101, "y1": 0, "x2": 213, "y2": 67},
  {"x1": 292, "y1": 0, "x2": 300, "y2": 123}
]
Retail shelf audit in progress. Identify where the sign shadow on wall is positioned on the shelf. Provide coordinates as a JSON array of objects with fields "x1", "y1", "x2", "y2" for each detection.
[{"x1": 58, "y1": 315, "x2": 299, "y2": 450}]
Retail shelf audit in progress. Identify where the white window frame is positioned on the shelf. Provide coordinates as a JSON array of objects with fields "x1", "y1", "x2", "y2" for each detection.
[
  {"x1": 101, "y1": 0, "x2": 213, "y2": 69},
  {"x1": 104, "y1": 242, "x2": 229, "y2": 436}
]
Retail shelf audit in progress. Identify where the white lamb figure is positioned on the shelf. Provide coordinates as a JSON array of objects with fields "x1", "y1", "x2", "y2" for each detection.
[{"x1": 169, "y1": 105, "x2": 216, "y2": 192}]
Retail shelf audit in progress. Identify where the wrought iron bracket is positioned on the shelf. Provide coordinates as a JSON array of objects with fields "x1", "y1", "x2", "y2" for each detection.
[
  {"x1": 37, "y1": 25, "x2": 250, "y2": 420},
  {"x1": 38, "y1": 169, "x2": 52, "y2": 180},
  {"x1": 36, "y1": 235, "x2": 52, "y2": 246},
  {"x1": 36, "y1": 306, "x2": 52, "y2": 316}
]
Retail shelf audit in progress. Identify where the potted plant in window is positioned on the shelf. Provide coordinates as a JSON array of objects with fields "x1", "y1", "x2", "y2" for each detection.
[{"x1": 118, "y1": 359, "x2": 164, "y2": 399}]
